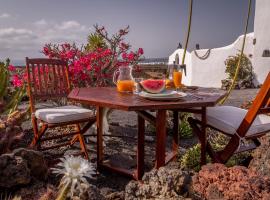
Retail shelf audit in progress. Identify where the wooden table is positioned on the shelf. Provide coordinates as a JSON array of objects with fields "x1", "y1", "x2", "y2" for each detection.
[{"x1": 68, "y1": 87, "x2": 226, "y2": 180}]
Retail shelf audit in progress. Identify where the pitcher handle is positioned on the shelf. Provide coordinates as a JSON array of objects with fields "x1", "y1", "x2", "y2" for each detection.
[{"x1": 113, "y1": 70, "x2": 120, "y2": 85}]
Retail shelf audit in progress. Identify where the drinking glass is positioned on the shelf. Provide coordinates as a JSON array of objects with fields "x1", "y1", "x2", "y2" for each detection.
[
  {"x1": 167, "y1": 64, "x2": 175, "y2": 89},
  {"x1": 133, "y1": 78, "x2": 144, "y2": 94},
  {"x1": 173, "y1": 66, "x2": 183, "y2": 91}
]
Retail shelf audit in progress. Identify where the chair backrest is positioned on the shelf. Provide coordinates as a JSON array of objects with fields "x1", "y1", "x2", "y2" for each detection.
[
  {"x1": 26, "y1": 57, "x2": 70, "y2": 112},
  {"x1": 237, "y1": 72, "x2": 270, "y2": 137}
]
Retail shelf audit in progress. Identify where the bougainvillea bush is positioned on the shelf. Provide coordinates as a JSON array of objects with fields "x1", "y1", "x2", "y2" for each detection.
[
  {"x1": 42, "y1": 24, "x2": 143, "y2": 87},
  {"x1": 9, "y1": 24, "x2": 143, "y2": 89}
]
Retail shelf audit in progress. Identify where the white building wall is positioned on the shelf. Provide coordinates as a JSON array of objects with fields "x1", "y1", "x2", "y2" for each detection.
[
  {"x1": 253, "y1": 0, "x2": 270, "y2": 84},
  {"x1": 169, "y1": 34, "x2": 254, "y2": 87},
  {"x1": 169, "y1": 0, "x2": 270, "y2": 88}
]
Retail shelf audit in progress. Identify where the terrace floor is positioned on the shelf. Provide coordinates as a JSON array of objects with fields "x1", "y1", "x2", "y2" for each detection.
[{"x1": 16, "y1": 89, "x2": 258, "y2": 198}]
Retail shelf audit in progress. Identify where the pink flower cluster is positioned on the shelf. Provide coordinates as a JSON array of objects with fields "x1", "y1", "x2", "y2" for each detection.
[
  {"x1": 7, "y1": 65, "x2": 26, "y2": 88},
  {"x1": 12, "y1": 74, "x2": 23, "y2": 88},
  {"x1": 43, "y1": 43, "x2": 81, "y2": 62},
  {"x1": 41, "y1": 25, "x2": 144, "y2": 87},
  {"x1": 9, "y1": 25, "x2": 144, "y2": 88}
]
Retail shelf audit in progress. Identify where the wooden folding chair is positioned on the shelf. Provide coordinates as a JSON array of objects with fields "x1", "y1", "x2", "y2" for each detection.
[
  {"x1": 189, "y1": 72, "x2": 270, "y2": 164},
  {"x1": 26, "y1": 57, "x2": 96, "y2": 159}
]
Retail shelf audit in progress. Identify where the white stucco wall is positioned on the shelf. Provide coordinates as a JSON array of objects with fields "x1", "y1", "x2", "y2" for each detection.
[
  {"x1": 169, "y1": 34, "x2": 254, "y2": 87},
  {"x1": 169, "y1": 0, "x2": 270, "y2": 88},
  {"x1": 253, "y1": 0, "x2": 270, "y2": 84}
]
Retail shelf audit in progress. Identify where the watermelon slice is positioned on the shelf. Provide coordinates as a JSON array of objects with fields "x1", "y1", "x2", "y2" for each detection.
[{"x1": 140, "y1": 79, "x2": 165, "y2": 93}]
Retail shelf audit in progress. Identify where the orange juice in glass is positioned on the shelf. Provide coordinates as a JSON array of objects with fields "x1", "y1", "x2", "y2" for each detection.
[
  {"x1": 173, "y1": 68, "x2": 183, "y2": 91},
  {"x1": 117, "y1": 80, "x2": 134, "y2": 92}
]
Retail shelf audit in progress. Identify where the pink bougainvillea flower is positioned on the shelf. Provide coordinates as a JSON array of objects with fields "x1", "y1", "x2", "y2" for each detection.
[
  {"x1": 12, "y1": 74, "x2": 23, "y2": 87},
  {"x1": 8, "y1": 65, "x2": 16, "y2": 71},
  {"x1": 40, "y1": 25, "x2": 144, "y2": 87},
  {"x1": 127, "y1": 52, "x2": 135, "y2": 61},
  {"x1": 138, "y1": 48, "x2": 144, "y2": 55}
]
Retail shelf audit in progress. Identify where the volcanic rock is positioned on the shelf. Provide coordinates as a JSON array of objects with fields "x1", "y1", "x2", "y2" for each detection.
[{"x1": 191, "y1": 163, "x2": 270, "y2": 200}]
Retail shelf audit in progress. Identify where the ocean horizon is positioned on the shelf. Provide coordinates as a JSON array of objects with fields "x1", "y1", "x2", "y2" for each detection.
[{"x1": 10, "y1": 57, "x2": 169, "y2": 66}]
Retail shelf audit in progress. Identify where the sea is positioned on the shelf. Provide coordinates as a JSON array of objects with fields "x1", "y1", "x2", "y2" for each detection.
[
  {"x1": 138, "y1": 58, "x2": 168, "y2": 65},
  {"x1": 11, "y1": 58, "x2": 169, "y2": 67}
]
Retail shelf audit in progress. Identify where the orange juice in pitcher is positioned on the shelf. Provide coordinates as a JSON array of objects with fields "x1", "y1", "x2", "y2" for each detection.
[
  {"x1": 117, "y1": 80, "x2": 134, "y2": 92},
  {"x1": 113, "y1": 66, "x2": 134, "y2": 93}
]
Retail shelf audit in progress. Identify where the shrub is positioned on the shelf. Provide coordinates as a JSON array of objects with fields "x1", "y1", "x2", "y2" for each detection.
[
  {"x1": 180, "y1": 144, "x2": 210, "y2": 172},
  {"x1": 180, "y1": 131, "x2": 251, "y2": 172},
  {"x1": 208, "y1": 131, "x2": 251, "y2": 167},
  {"x1": 42, "y1": 24, "x2": 144, "y2": 87},
  {"x1": 179, "y1": 113, "x2": 193, "y2": 138},
  {"x1": 225, "y1": 53, "x2": 253, "y2": 81}
]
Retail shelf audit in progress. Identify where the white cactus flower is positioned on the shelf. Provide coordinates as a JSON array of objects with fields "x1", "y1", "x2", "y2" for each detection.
[{"x1": 52, "y1": 155, "x2": 95, "y2": 197}]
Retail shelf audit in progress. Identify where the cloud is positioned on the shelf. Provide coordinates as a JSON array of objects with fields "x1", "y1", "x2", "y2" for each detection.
[
  {"x1": 0, "y1": 13, "x2": 10, "y2": 19},
  {"x1": 0, "y1": 28, "x2": 35, "y2": 39},
  {"x1": 34, "y1": 19, "x2": 48, "y2": 26},
  {"x1": 36, "y1": 20, "x2": 88, "y2": 43},
  {"x1": 58, "y1": 20, "x2": 85, "y2": 30},
  {"x1": 0, "y1": 20, "x2": 90, "y2": 62}
]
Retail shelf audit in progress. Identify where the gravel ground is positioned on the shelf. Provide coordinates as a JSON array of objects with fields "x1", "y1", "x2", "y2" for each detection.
[{"x1": 15, "y1": 88, "x2": 259, "y2": 198}]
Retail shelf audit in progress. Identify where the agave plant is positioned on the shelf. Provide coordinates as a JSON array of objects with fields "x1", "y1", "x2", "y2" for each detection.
[{"x1": 52, "y1": 155, "x2": 95, "y2": 200}]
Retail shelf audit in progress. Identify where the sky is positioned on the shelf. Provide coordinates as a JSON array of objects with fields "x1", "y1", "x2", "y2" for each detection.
[{"x1": 0, "y1": 0, "x2": 255, "y2": 64}]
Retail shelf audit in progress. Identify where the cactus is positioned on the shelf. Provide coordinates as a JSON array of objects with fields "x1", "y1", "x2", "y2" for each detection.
[
  {"x1": 0, "y1": 59, "x2": 10, "y2": 108},
  {"x1": 0, "y1": 59, "x2": 26, "y2": 115},
  {"x1": 5, "y1": 85, "x2": 26, "y2": 115}
]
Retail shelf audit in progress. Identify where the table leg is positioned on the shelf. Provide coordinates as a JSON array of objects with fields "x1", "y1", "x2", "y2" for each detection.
[
  {"x1": 155, "y1": 110, "x2": 167, "y2": 169},
  {"x1": 97, "y1": 106, "x2": 104, "y2": 167},
  {"x1": 136, "y1": 115, "x2": 145, "y2": 180},
  {"x1": 201, "y1": 107, "x2": 207, "y2": 165},
  {"x1": 173, "y1": 111, "x2": 179, "y2": 156}
]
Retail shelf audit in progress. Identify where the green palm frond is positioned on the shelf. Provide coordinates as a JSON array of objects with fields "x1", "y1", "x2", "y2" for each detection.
[{"x1": 85, "y1": 33, "x2": 107, "y2": 52}]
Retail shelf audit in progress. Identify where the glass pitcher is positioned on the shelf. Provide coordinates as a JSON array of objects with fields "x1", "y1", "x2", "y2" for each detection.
[{"x1": 113, "y1": 66, "x2": 134, "y2": 93}]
